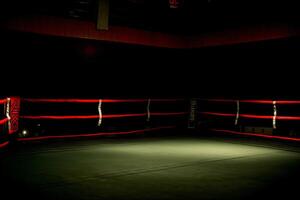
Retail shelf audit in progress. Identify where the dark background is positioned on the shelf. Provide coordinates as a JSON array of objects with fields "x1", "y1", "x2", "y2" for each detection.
[
  {"x1": 0, "y1": 0, "x2": 299, "y2": 99},
  {"x1": 1, "y1": 31, "x2": 299, "y2": 99}
]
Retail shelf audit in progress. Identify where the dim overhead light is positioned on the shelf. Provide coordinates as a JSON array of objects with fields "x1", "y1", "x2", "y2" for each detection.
[{"x1": 22, "y1": 129, "x2": 28, "y2": 136}]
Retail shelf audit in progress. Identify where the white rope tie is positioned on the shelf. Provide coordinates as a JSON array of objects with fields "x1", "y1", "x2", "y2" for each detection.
[
  {"x1": 98, "y1": 99, "x2": 102, "y2": 126},
  {"x1": 6, "y1": 98, "x2": 11, "y2": 130},
  {"x1": 235, "y1": 100, "x2": 240, "y2": 125},
  {"x1": 273, "y1": 100, "x2": 277, "y2": 129},
  {"x1": 147, "y1": 99, "x2": 151, "y2": 122}
]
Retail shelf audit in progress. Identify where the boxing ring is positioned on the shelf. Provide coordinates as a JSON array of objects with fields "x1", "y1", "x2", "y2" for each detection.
[
  {"x1": 1, "y1": 97, "x2": 188, "y2": 147},
  {"x1": 196, "y1": 98, "x2": 300, "y2": 142},
  {"x1": 0, "y1": 97, "x2": 300, "y2": 148},
  {"x1": 1, "y1": 97, "x2": 300, "y2": 200},
  {"x1": 2, "y1": 97, "x2": 300, "y2": 148}
]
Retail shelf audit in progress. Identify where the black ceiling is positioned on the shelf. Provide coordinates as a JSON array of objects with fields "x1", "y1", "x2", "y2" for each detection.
[{"x1": 1, "y1": 0, "x2": 298, "y2": 34}]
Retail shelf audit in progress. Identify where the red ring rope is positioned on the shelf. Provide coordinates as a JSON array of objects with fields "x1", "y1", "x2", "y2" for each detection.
[
  {"x1": 240, "y1": 114, "x2": 273, "y2": 120},
  {"x1": 0, "y1": 141, "x2": 9, "y2": 148},
  {"x1": 22, "y1": 99, "x2": 147, "y2": 103},
  {"x1": 211, "y1": 129, "x2": 300, "y2": 142},
  {"x1": 200, "y1": 112, "x2": 300, "y2": 121},
  {"x1": 20, "y1": 113, "x2": 147, "y2": 120},
  {"x1": 150, "y1": 99, "x2": 185, "y2": 102},
  {"x1": 199, "y1": 99, "x2": 300, "y2": 105},
  {"x1": 20, "y1": 112, "x2": 187, "y2": 120},
  {"x1": 277, "y1": 116, "x2": 300, "y2": 120},
  {"x1": 0, "y1": 118, "x2": 8, "y2": 125},
  {"x1": 22, "y1": 98, "x2": 185, "y2": 103},
  {"x1": 240, "y1": 100, "x2": 300, "y2": 104},
  {"x1": 0, "y1": 99, "x2": 7, "y2": 104},
  {"x1": 200, "y1": 112, "x2": 236, "y2": 117},
  {"x1": 17, "y1": 126, "x2": 176, "y2": 141}
]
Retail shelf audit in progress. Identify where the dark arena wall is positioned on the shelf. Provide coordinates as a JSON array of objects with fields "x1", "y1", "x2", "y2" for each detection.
[{"x1": 0, "y1": 30, "x2": 299, "y2": 98}]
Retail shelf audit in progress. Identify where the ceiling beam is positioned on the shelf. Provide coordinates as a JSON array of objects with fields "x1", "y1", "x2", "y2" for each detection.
[
  {"x1": 2, "y1": 15, "x2": 299, "y2": 48},
  {"x1": 97, "y1": 0, "x2": 110, "y2": 30}
]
